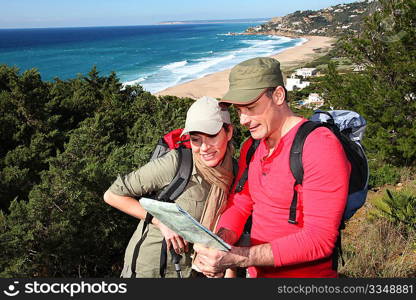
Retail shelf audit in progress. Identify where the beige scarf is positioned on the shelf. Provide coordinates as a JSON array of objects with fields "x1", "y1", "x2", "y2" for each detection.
[
  {"x1": 194, "y1": 142, "x2": 235, "y2": 233},
  {"x1": 191, "y1": 143, "x2": 234, "y2": 272}
]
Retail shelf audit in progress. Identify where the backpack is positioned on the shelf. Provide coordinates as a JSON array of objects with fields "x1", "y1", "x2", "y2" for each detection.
[
  {"x1": 124, "y1": 128, "x2": 193, "y2": 278},
  {"x1": 234, "y1": 109, "x2": 369, "y2": 269},
  {"x1": 290, "y1": 110, "x2": 369, "y2": 224}
]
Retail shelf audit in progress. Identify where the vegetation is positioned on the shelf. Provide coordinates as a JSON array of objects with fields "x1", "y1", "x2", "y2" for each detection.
[
  {"x1": 320, "y1": 0, "x2": 416, "y2": 166},
  {"x1": 246, "y1": 0, "x2": 376, "y2": 37},
  {"x1": 0, "y1": 66, "x2": 195, "y2": 277},
  {"x1": 374, "y1": 189, "x2": 416, "y2": 232},
  {"x1": 289, "y1": 0, "x2": 416, "y2": 277},
  {"x1": 0, "y1": 0, "x2": 415, "y2": 277},
  {"x1": 315, "y1": 0, "x2": 416, "y2": 277},
  {"x1": 0, "y1": 64, "x2": 252, "y2": 277},
  {"x1": 340, "y1": 214, "x2": 416, "y2": 277},
  {"x1": 340, "y1": 184, "x2": 416, "y2": 278}
]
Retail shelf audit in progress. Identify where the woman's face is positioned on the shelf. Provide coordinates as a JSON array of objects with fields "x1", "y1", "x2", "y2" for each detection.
[{"x1": 190, "y1": 126, "x2": 233, "y2": 167}]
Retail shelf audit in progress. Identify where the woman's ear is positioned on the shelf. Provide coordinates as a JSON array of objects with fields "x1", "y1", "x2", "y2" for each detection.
[{"x1": 226, "y1": 125, "x2": 233, "y2": 142}]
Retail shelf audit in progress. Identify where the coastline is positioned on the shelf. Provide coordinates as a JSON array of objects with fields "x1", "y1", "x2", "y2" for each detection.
[{"x1": 154, "y1": 35, "x2": 335, "y2": 99}]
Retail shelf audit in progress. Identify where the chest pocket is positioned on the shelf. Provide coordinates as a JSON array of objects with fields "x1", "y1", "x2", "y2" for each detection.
[{"x1": 175, "y1": 174, "x2": 210, "y2": 222}]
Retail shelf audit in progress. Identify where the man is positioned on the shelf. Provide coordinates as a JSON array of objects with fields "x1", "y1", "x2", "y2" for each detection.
[{"x1": 193, "y1": 57, "x2": 351, "y2": 278}]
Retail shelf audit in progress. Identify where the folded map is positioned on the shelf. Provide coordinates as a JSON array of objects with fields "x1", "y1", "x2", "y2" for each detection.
[{"x1": 139, "y1": 197, "x2": 231, "y2": 251}]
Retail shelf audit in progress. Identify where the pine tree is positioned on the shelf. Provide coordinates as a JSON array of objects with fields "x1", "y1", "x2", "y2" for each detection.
[
  {"x1": 0, "y1": 68, "x2": 196, "y2": 276},
  {"x1": 321, "y1": 0, "x2": 416, "y2": 166}
]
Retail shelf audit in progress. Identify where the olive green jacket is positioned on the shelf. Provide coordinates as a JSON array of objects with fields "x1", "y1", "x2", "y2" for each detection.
[{"x1": 109, "y1": 150, "x2": 211, "y2": 278}]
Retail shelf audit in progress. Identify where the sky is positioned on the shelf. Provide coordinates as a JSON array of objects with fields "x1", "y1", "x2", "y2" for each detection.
[{"x1": 0, "y1": 0, "x2": 359, "y2": 29}]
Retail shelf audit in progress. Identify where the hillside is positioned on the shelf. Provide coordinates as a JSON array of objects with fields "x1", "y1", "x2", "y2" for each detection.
[{"x1": 246, "y1": 0, "x2": 377, "y2": 37}]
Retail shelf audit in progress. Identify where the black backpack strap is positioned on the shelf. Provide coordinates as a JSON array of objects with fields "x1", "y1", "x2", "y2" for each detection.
[
  {"x1": 157, "y1": 146, "x2": 193, "y2": 202},
  {"x1": 130, "y1": 146, "x2": 193, "y2": 277},
  {"x1": 289, "y1": 121, "x2": 325, "y2": 224},
  {"x1": 229, "y1": 158, "x2": 239, "y2": 193},
  {"x1": 156, "y1": 146, "x2": 192, "y2": 277},
  {"x1": 235, "y1": 138, "x2": 260, "y2": 235},
  {"x1": 160, "y1": 239, "x2": 168, "y2": 278},
  {"x1": 332, "y1": 220, "x2": 346, "y2": 270},
  {"x1": 129, "y1": 219, "x2": 151, "y2": 278},
  {"x1": 234, "y1": 138, "x2": 260, "y2": 193}
]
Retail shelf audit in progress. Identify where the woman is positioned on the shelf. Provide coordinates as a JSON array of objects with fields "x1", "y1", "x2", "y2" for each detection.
[{"x1": 104, "y1": 96, "x2": 234, "y2": 278}]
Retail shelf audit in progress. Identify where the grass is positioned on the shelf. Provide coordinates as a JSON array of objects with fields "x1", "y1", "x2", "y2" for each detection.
[{"x1": 339, "y1": 180, "x2": 416, "y2": 277}]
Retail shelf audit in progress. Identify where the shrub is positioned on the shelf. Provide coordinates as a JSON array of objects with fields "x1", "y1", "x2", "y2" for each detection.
[
  {"x1": 368, "y1": 161, "x2": 401, "y2": 188},
  {"x1": 373, "y1": 189, "x2": 416, "y2": 234}
]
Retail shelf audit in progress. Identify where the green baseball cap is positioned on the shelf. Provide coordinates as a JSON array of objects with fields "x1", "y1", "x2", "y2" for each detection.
[{"x1": 221, "y1": 57, "x2": 284, "y2": 105}]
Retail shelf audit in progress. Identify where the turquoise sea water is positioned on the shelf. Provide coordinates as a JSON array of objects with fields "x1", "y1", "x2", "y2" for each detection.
[{"x1": 0, "y1": 23, "x2": 305, "y2": 93}]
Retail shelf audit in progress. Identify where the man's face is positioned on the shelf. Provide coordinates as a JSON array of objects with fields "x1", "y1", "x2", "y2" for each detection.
[{"x1": 235, "y1": 91, "x2": 275, "y2": 140}]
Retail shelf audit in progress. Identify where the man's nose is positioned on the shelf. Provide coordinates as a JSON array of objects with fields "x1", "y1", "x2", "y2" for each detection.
[{"x1": 239, "y1": 113, "x2": 250, "y2": 127}]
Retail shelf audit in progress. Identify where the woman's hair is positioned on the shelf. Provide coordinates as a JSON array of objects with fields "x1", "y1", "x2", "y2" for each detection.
[{"x1": 222, "y1": 123, "x2": 231, "y2": 132}]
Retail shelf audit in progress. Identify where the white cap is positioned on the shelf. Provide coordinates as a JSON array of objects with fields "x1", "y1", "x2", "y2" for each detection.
[{"x1": 182, "y1": 96, "x2": 231, "y2": 136}]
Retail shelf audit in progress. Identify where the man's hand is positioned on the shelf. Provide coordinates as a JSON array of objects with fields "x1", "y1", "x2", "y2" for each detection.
[
  {"x1": 193, "y1": 242, "x2": 275, "y2": 277},
  {"x1": 193, "y1": 244, "x2": 228, "y2": 278},
  {"x1": 193, "y1": 244, "x2": 249, "y2": 278}
]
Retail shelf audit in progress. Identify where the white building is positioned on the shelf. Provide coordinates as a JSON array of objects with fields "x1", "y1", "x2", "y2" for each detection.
[
  {"x1": 286, "y1": 77, "x2": 310, "y2": 91},
  {"x1": 295, "y1": 68, "x2": 317, "y2": 78},
  {"x1": 301, "y1": 93, "x2": 324, "y2": 108},
  {"x1": 353, "y1": 64, "x2": 365, "y2": 72}
]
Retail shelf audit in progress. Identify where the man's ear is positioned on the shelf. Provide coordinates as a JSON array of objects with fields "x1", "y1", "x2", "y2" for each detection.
[{"x1": 272, "y1": 86, "x2": 286, "y2": 105}]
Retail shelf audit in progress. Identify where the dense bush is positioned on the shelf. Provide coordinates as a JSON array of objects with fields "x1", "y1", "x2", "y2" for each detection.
[
  {"x1": 0, "y1": 64, "x2": 251, "y2": 277},
  {"x1": 374, "y1": 189, "x2": 416, "y2": 233},
  {"x1": 318, "y1": 0, "x2": 416, "y2": 167},
  {"x1": 0, "y1": 66, "x2": 196, "y2": 277},
  {"x1": 368, "y1": 161, "x2": 401, "y2": 188}
]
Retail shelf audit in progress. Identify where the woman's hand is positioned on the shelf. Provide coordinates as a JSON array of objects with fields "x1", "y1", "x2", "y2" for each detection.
[{"x1": 154, "y1": 219, "x2": 189, "y2": 254}]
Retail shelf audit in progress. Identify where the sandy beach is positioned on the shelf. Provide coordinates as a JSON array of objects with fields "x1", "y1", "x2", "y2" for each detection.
[{"x1": 154, "y1": 35, "x2": 335, "y2": 99}]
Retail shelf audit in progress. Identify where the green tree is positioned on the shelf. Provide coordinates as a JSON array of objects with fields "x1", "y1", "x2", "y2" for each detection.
[
  {"x1": 0, "y1": 71, "x2": 198, "y2": 276},
  {"x1": 0, "y1": 66, "x2": 53, "y2": 211},
  {"x1": 320, "y1": 0, "x2": 416, "y2": 166}
]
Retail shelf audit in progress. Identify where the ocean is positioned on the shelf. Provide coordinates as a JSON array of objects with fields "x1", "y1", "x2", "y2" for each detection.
[{"x1": 0, "y1": 23, "x2": 305, "y2": 93}]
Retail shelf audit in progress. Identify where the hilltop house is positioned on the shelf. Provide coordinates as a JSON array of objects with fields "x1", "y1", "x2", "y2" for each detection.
[
  {"x1": 300, "y1": 93, "x2": 324, "y2": 109},
  {"x1": 286, "y1": 75, "x2": 310, "y2": 91},
  {"x1": 353, "y1": 64, "x2": 366, "y2": 72},
  {"x1": 295, "y1": 67, "x2": 317, "y2": 78},
  {"x1": 286, "y1": 68, "x2": 318, "y2": 91}
]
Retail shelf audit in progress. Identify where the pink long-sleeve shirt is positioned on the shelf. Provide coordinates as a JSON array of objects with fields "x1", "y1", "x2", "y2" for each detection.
[{"x1": 218, "y1": 119, "x2": 351, "y2": 278}]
